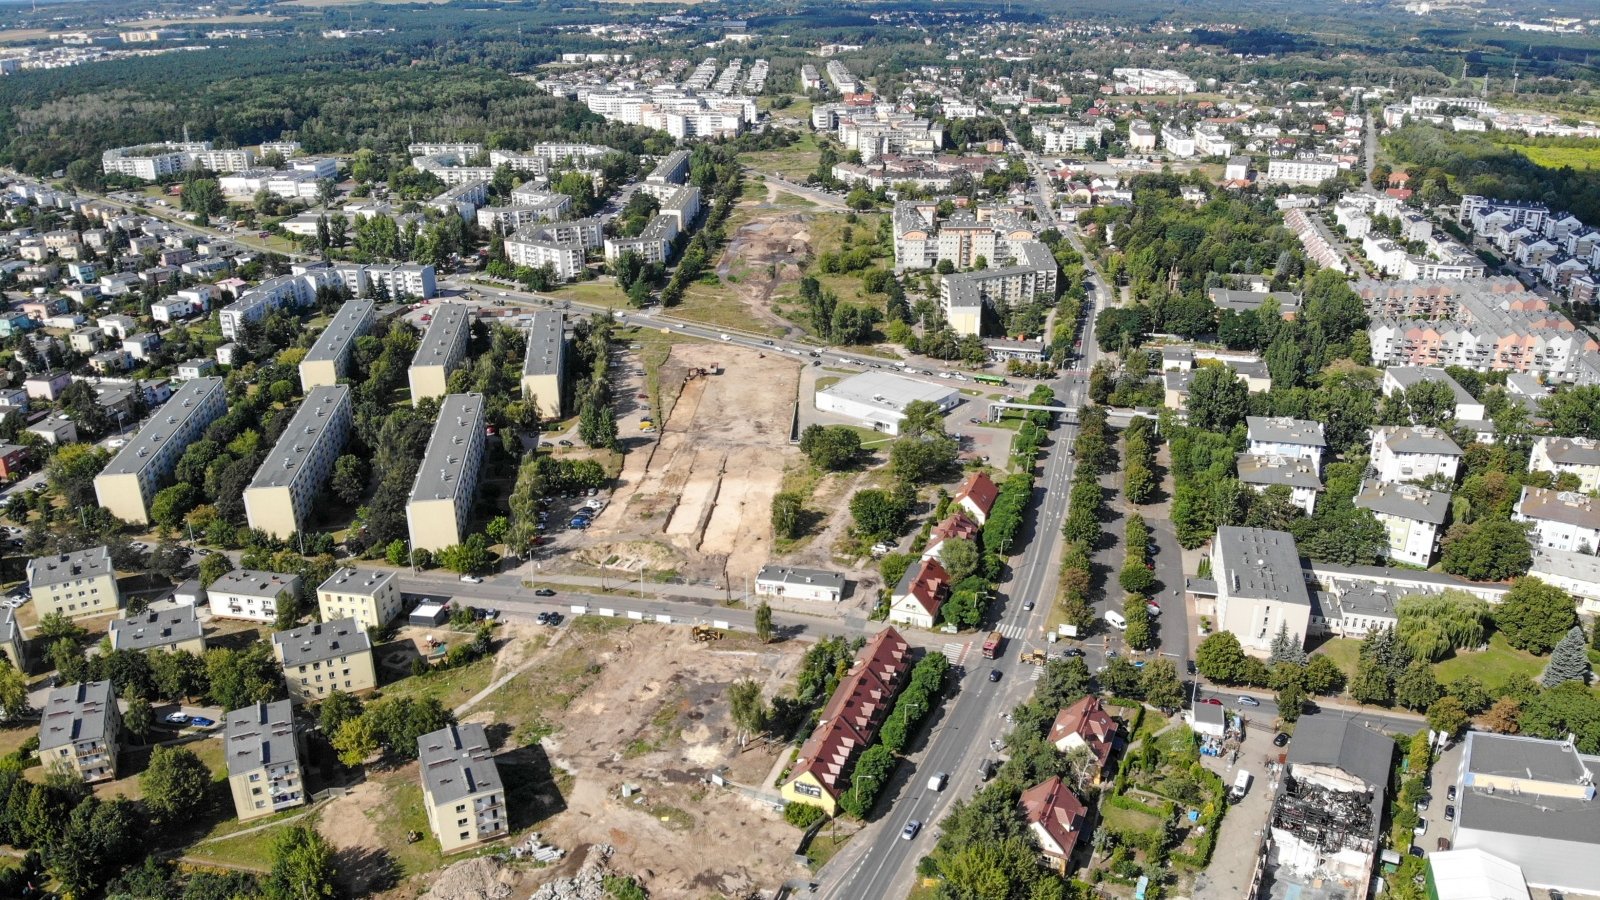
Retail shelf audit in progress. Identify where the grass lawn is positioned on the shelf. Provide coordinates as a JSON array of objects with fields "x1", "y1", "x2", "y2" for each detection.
[
  {"x1": 740, "y1": 131, "x2": 823, "y2": 181},
  {"x1": 806, "y1": 830, "x2": 853, "y2": 871},
  {"x1": 1311, "y1": 637, "x2": 1362, "y2": 679},
  {"x1": 674, "y1": 280, "x2": 786, "y2": 336},
  {"x1": 378, "y1": 652, "x2": 497, "y2": 709},
  {"x1": 549, "y1": 280, "x2": 628, "y2": 308},
  {"x1": 187, "y1": 817, "x2": 300, "y2": 871},
  {"x1": 1434, "y1": 632, "x2": 1546, "y2": 687},
  {"x1": 1101, "y1": 802, "x2": 1163, "y2": 834},
  {"x1": 1506, "y1": 144, "x2": 1600, "y2": 171}
]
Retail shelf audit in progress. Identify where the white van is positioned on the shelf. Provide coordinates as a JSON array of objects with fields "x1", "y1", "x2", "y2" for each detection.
[
  {"x1": 1104, "y1": 609, "x2": 1127, "y2": 630},
  {"x1": 927, "y1": 772, "x2": 947, "y2": 792},
  {"x1": 720, "y1": 333, "x2": 732, "y2": 341}
]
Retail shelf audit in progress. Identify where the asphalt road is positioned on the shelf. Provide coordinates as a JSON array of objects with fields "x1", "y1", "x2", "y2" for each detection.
[{"x1": 820, "y1": 208, "x2": 1104, "y2": 899}]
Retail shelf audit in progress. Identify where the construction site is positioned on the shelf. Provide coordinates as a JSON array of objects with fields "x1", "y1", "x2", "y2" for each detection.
[
  {"x1": 575, "y1": 342, "x2": 803, "y2": 584},
  {"x1": 1263, "y1": 774, "x2": 1379, "y2": 900}
]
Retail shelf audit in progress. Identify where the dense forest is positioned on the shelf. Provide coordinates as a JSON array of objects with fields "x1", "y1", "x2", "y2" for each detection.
[{"x1": 1383, "y1": 124, "x2": 1600, "y2": 224}]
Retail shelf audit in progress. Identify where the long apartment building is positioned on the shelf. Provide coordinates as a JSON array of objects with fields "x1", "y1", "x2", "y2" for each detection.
[
  {"x1": 1363, "y1": 278, "x2": 1600, "y2": 381},
  {"x1": 39, "y1": 680, "x2": 120, "y2": 783},
  {"x1": 219, "y1": 266, "x2": 345, "y2": 340},
  {"x1": 224, "y1": 700, "x2": 307, "y2": 821},
  {"x1": 505, "y1": 217, "x2": 604, "y2": 281},
  {"x1": 1264, "y1": 157, "x2": 1341, "y2": 185},
  {"x1": 583, "y1": 89, "x2": 753, "y2": 139},
  {"x1": 28, "y1": 546, "x2": 120, "y2": 620},
  {"x1": 93, "y1": 375, "x2": 225, "y2": 524},
  {"x1": 940, "y1": 243, "x2": 1060, "y2": 336},
  {"x1": 317, "y1": 567, "x2": 402, "y2": 631},
  {"x1": 333, "y1": 263, "x2": 436, "y2": 301},
  {"x1": 408, "y1": 303, "x2": 472, "y2": 404},
  {"x1": 244, "y1": 385, "x2": 353, "y2": 539},
  {"x1": 299, "y1": 299, "x2": 375, "y2": 391},
  {"x1": 101, "y1": 141, "x2": 256, "y2": 180},
  {"x1": 407, "y1": 394, "x2": 487, "y2": 554},
  {"x1": 813, "y1": 104, "x2": 944, "y2": 162},
  {"x1": 419, "y1": 723, "x2": 508, "y2": 852},
  {"x1": 522, "y1": 312, "x2": 566, "y2": 419}
]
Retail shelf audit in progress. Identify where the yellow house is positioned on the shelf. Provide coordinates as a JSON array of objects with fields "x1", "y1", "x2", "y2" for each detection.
[
  {"x1": 224, "y1": 700, "x2": 307, "y2": 821},
  {"x1": 419, "y1": 723, "x2": 508, "y2": 852},
  {"x1": 28, "y1": 546, "x2": 120, "y2": 620},
  {"x1": 108, "y1": 605, "x2": 206, "y2": 656},
  {"x1": 408, "y1": 303, "x2": 471, "y2": 404},
  {"x1": 271, "y1": 617, "x2": 377, "y2": 702},
  {"x1": 316, "y1": 567, "x2": 402, "y2": 632},
  {"x1": 406, "y1": 394, "x2": 486, "y2": 554}
]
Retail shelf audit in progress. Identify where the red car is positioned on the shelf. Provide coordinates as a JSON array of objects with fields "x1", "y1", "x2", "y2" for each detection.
[{"x1": 1200, "y1": 698, "x2": 1223, "y2": 705}]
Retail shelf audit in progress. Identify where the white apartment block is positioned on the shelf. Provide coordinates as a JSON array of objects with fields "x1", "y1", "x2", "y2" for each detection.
[
  {"x1": 1111, "y1": 68, "x2": 1197, "y2": 94},
  {"x1": 1530, "y1": 436, "x2": 1600, "y2": 493},
  {"x1": 333, "y1": 263, "x2": 436, "y2": 301},
  {"x1": 1354, "y1": 480, "x2": 1450, "y2": 567},
  {"x1": 93, "y1": 376, "x2": 226, "y2": 525},
  {"x1": 1515, "y1": 486, "x2": 1600, "y2": 553},
  {"x1": 244, "y1": 385, "x2": 353, "y2": 539},
  {"x1": 1369, "y1": 425, "x2": 1463, "y2": 485},
  {"x1": 207, "y1": 569, "x2": 303, "y2": 623},
  {"x1": 407, "y1": 394, "x2": 487, "y2": 554},
  {"x1": 1161, "y1": 124, "x2": 1195, "y2": 158},
  {"x1": 1265, "y1": 158, "x2": 1341, "y2": 185},
  {"x1": 409, "y1": 303, "x2": 472, "y2": 404},
  {"x1": 219, "y1": 266, "x2": 346, "y2": 340},
  {"x1": 101, "y1": 141, "x2": 255, "y2": 180},
  {"x1": 1245, "y1": 417, "x2": 1327, "y2": 473}
]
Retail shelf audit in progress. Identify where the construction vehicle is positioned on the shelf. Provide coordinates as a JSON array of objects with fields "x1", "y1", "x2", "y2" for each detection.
[
  {"x1": 982, "y1": 631, "x2": 1004, "y2": 659},
  {"x1": 690, "y1": 625, "x2": 723, "y2": 642},
  {"x1": 1020, "y1": 650, "x2": 1047, "y2": 666}
]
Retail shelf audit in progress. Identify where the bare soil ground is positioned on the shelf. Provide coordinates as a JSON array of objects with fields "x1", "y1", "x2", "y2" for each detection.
[
  {"x1": 318, "y1": 620, "x2": 806, "y2": 898},
  {"x1": 578, "y1": 344, "x2": 801, "y2": 583},
  {"x1": 714, "y1": 212, "x2": 813, "y2": 337}
]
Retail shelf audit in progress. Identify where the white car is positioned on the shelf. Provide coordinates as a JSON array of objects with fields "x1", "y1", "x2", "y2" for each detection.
[{"x1": 459, "y1": 575, "x2": 483, "y2": 584}]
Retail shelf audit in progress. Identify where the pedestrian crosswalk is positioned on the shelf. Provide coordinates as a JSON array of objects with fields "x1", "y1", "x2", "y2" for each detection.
[
  {"x1": 1029, "y1": 665, "x2": 1043, "y2": 681},
  {"x1": 942, "y1": 642, "x2": 968, "y2": 665},
  {"x1": 996, "y1": 623, "x2": 1026, "y2": 640}
]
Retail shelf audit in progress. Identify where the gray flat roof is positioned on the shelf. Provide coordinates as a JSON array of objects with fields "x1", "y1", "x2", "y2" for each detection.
[
  {"x1": 756, "y1": 565, "x2": 846, "y2": 591},
  {"x1": 0, "y1": 605, "x2": 15, "y2": 646},
  {"x1": 1247, "y1": 416, "x2": 1326, "y2": 448},
  {"x1": 109, "y1": 605, "x2": 202, "y2": 652},
  {"x1": 248, "y1": 384, "x2": 350, "y2": 490},
  {"x1": 1236, "y1": 454, "x2": 1322, "y2": 490},
  {"x1": 1216, "y1": 526, "x2": 1310, "y2": 607},
  {"x1": 410, "y1": 393, "x2": 485, "y2": 504},
  {"x1": 411, "y1": 303, "x2": 471, "y2": 370},
  {"x1": 273, "y1": 616, "x2": 371, "y2": 668},
  {"x1": 28, "y1": 545, "x2": 113, "y2": 589},
  {"x1": 210, "y1": 569, "x2": 301, "y2": 601},
  {"x1": 39, "y1": 680, "x2": 116, "y2": 751},
  {"x1": 317, "y1": 566, "x2": 397, "y2": 598},
  {"x1": 419, "y1": 722, "x2": 501, "y2": 805},
  {"x1": 522, "y1": 311, "x2": 565, "y2": 378},
  {"x1": 99, "y1": 377, "x2": 225, "y2": 477},
  {"x1": 1354, "y1": 479, "x2": 1451, "y2": 525},
  {"x1": 1458, "y1": 732, "x2": 1600, "y2": 844},
  {"x1": 1376, "y1": 425, "x2": 1462, "y2": 456},
  {"x1": 302, "y1": 300, "x2": 374, "y2": 365},
  {"x1": 1384, "y1": 366, "x2": 1476, "y2": 407},
  {"x1": 224, "y1": 700, "x2": 298, "y2": 776},
  {"x1": 647, "y1": 149, "x2": 691, "y2": 183}
]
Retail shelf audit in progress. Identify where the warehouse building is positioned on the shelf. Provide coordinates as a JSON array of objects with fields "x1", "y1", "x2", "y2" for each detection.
[{"x1": 814, "y1": 371, "x2": 959, "y2": 435}]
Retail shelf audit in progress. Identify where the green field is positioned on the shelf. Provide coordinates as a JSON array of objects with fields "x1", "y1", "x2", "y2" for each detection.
[
  {"x1": 1509, "y1": 144, "x2": 1600, "y2": 171},
  {"x1": 1433, "y1": 632, "x2": 1546, "y2": 687},
  {"x1": 740, "y1": 131, "x2": 824, "y2": 182}
]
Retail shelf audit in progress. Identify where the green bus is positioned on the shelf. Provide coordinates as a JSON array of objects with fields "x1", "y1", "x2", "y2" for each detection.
[{"x1": 973, "y1": 374, "x2": 1008, "y2": 386}]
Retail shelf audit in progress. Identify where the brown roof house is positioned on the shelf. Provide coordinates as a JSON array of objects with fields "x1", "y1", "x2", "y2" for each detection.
[
  {"x1": 888, "y1": 558, "x2": 950, "y2": 630},
  {"x1": 952, "y1": 471, "x2": 1000, "y2": 526},
  {"x1": 780, "y1": 628, "x2": 913, "y2": 815},
  {"x1": 1020, "y1": 775, "x2": 1088, "y2": 873},
  {"x1": 1048, "y1": 695, "x2": 1120, "y2": 783}
]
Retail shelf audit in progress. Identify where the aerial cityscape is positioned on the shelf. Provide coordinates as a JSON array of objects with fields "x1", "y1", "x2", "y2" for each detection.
[{"x1": 0, "y1": 0, "x2": 1593, "y2": 898}]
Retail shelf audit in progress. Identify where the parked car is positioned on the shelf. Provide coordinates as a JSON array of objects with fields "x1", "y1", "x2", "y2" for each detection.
[
  {"x1": 1444, "y1": 804, "x2": 1456, "y2": 822},
  {"x1": 164, "y1": 712, "x2": 189, "y2": 724},
  {"x1": 545, "y1": 612, "x2": 563, "y2": 626},
  {"x1": 1061, "y1": 648, "x2": 1085, "y2": 658},
  {"x1": 1414, "y1": 820, "x2": 1428, "y2": 836},
  {"x1": 1447, "y1": 785, "x2": 1457, "y2": 802},
  {"x1": 1186, "y1": 660, "x2": 1197, "y2": 676},
  {"x1": 460, "y1": 575, "x2": 483, "y2": 584},
  {"x1": 1200, "y1": 698, "x2": 1223, "y2": 706},
  {"x1": 1237, "y1": 696, "x2": 1261, "y2": 707},
  {"x1": 188, "y1": 717, "x2": 216, "y2": 729},
  {"x1": 1408, "y1": 846, "x2": 1425, "y2": 858},
  {"x1": 1273, "y1": 733, "x2": 1290, "y2": 747},
  {"x1": 900, "y1": 820, "x2": 922, "y2": 840},
  {"x1": 534, "y1": 589, "x2": 556, "y2": 597},
  {"x1": 536, "y1": 612, "x2": 552, "y2": 625}
]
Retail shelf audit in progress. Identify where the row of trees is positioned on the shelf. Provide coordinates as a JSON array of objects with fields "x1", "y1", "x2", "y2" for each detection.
[
  {"x1": 1055, "y1": 406, "x2": 1112, "y2": 634},
  {"x1": 833, "y1": 652, "x2": 950, "y2": 819}
]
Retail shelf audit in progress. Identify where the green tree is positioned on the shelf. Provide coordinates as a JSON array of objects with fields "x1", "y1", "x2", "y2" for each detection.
[
  {"x1": 755, "y1": 602, "x2": 773, "y2": 643},
  {"x1": 1350, "y1": 655, "x2": 1394, "y2": 706},
  {"x1": 1195, "y1": 631, "x2": 1247, "y2": 683},
  {"x1": 318, "y1": 690, "x2": 363, "y2": 735},
  {"x1": 727, "y1": 679, "x2": 769, "y2": 742},
  {"x1": 437, "y1": 533, "x2": 490, "y2": 575},
  {"x1": 1441, "y1": 520, "x2": 1533, "y2": 582},
  {"x1": 1185, "y1": 365, "x2": 1249, "y2": 432},
  {"x1": 199, "y1": 554, "x2": 233, "y2": 587},
  {"x1": 123, "y1": 693, "x2": 154, "y2": 744},
  {"x1": 332, "y1": 715, "x2": 379, "y2": 767},
  {"x1": 937, "y1": 538, "x2": 980, "y2": 584},
  {"x1": 798, "y1": 425, "x2": 862, "y2": 470},
  {"x1": 330, "y1": 454, "x2": 368, "y2": 506},
  {"x1": 1278, "y1": 680, "x2": 1306, "y2": 723},
  {"x1": 1396, "y1": 660, "x2": 1442, "y2": 712},
  {"x1": 263, "y1": 825, "x2": 339, "y2": 900},
  {"x1": 149, "y1": 483, "x2": 199, "y2": 529},
  {"x1": 850, "y1": 488, "x2": 908, "y2": 541},
  {"x1": 1542, "y1": 625, "x2": 1592, "y2": 687},
  {"x1": 1269, "y1": 622, "x2": 1307, "y2": 665},
  {"x1": 1303, "y1": 655, "x2": 1347, "y2": 695},
  {"x1": 577, "y1": 401, "x2": 618, "y2": 449},
  {"x1": 771, "y1": 491, "x2": 804, "y2": 540},
  {"x1": 0, "y1": 659, "x2": 28, "y2": 720},
  {"x1": 140, "y1": 746, "x2": 213, "y2": 823},
  {"x1": 1140, "y1": 658, "x2": 1184, "y2": 709},
  {"x1": 1427, "y1": 696, "x2": 1470, "y2": 739},
  {"x1": 1396, "y1": 590, "x2": 1492, "y2": 662},
  {"x1": 1496, "y1": 577, "x2": 1579, "y2": 654},
  {"x1": 1122, "y1": 599, "x2": 1153, "y2": 651}
]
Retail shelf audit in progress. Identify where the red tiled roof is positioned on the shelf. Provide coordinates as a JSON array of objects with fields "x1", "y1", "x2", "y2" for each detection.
[
  {"x1": 953, "y1": 472, "x2": 1000, "y2": 518},
  {"x1": 1019, "y1": 776, "x2": 1086, "y2": 860},
  {"x1": 1048, "y1": 695, "x2": 1118, "y2": 772},
  {"x1": 930, "y1": 512, "x2": 981, "y2": 546},
  {"x1": 785, "y1": 628, "x2": 912, "y2": 800},
  {"x1": 896, "y1": 558, "x2": 950, "y2": 618}
]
